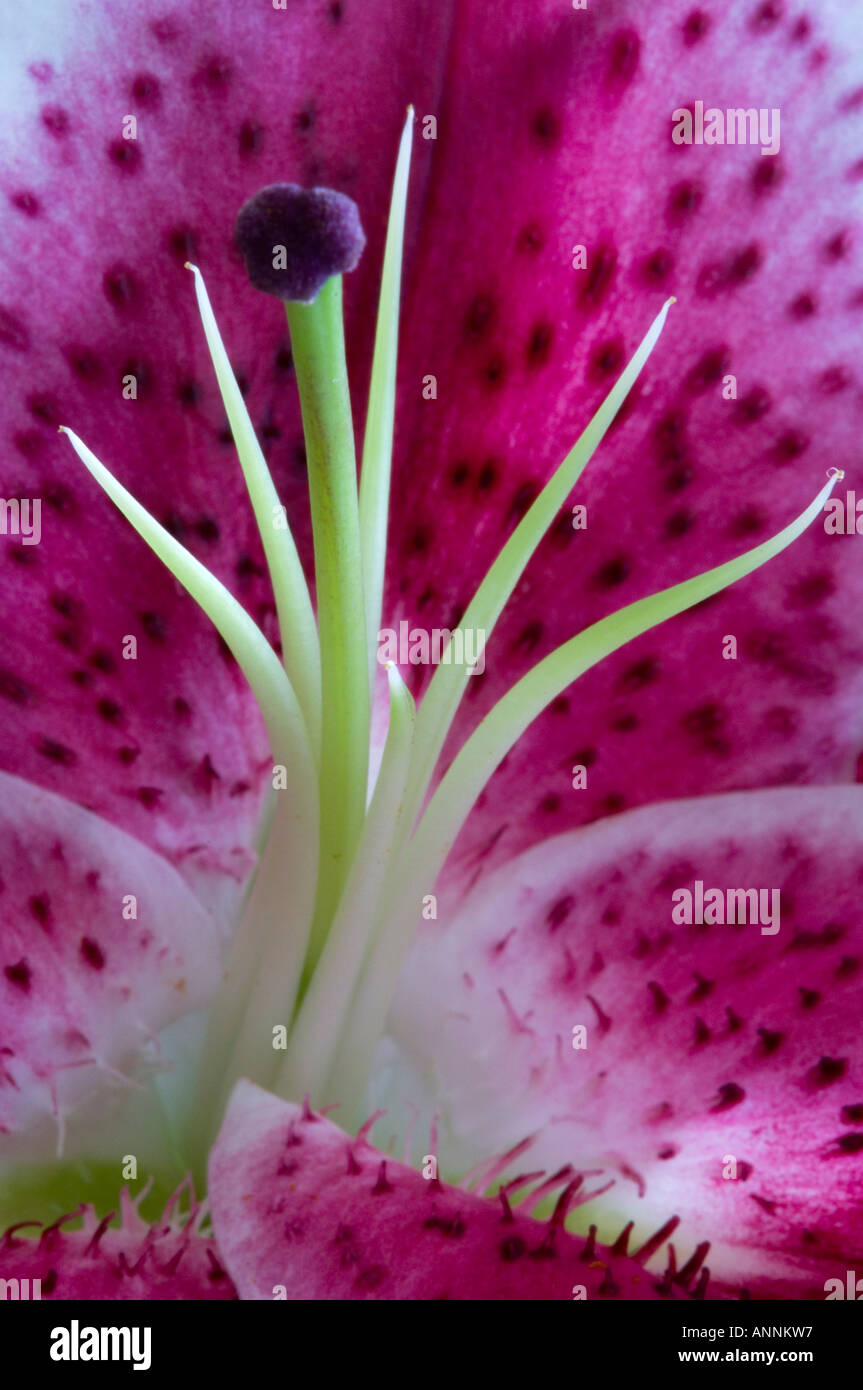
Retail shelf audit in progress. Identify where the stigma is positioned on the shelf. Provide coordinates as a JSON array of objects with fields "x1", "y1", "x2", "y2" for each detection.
[{"x1": 234, "y1": 183, "x2": 366, "y2": 303}]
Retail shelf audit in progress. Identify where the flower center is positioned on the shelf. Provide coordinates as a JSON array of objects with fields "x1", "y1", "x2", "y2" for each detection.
[{"x1": 58, "y1": 112, "x2": 837, "y2": 1176}]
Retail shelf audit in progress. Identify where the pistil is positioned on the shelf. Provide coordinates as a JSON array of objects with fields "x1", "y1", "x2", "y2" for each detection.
[
  {"x1": 235, "y1": 184, "x2": 372, "y2": 975},
  {"x1": 284, "y1": 277, "x2": 371, "y2": 971},
  {"x1": 57, "y1": 120, "x2": 838, "y2": 1174}
]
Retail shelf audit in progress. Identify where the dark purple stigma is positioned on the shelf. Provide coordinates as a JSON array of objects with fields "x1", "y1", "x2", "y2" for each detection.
[{"x1": 234, "y1": 184, "x2": 366, "y2": 303}]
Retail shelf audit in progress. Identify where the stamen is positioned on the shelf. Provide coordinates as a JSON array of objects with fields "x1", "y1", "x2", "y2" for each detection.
[
  {"x1": 416, "y1": 474, "x2": 839, "y2": 882},
  {"x1": 183, "y1": 772, "x2": 321, "y2": 1157},
  {"x1": 59, "y1": 426, "x2": 321, "y2": 1165},
  {"x1": 329, "y1": 471, "x2": 840, "y2": 1109},
  {"x1": 359, "y1": 107, "x2": 415, "y2": 693},
  {"x1": 404, "y1": 297, "x2": 677, "y2": 836},
  {"x1": 235, "y1": 184, "x2": 366, "y2": 304},
  {"x1": 57, "y1": 427, "x2": 312, "y2": 780},
  {"x1": 277, "y1": 662, "x2": 415, "y2": 1103},
  {"x1": 185, "y1": 262, "x2": 322, "y2": 762}
]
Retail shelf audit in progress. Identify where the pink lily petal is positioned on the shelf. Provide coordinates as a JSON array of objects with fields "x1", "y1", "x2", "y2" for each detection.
[
  {"x1": 0, "y1": 1184, "x2": 236, "y2": 1299},
  {"x1": 389, "y1": 786, "x2": 863, "y2": 1297},
  {"x1": 208, "y1": 1080, "x2": 708, "y2": 1300},
  {"x1": 0, "y1": 4, "x2": 858, "y2": 1301},
  {"x1": 0, "y1": 0, "x2": 446, "y2": 1154},
  {"x1": 1, "y1": 3, "x2": 859, "y2": 890},
  {"x1": 386, "y1": 0, "x2": 863, "y2": 870},
  {"x1": 0, "y1": 0, "x2": 446, "y2": 878},
  {"x1": 0, "y1": 771, "x2": 221, "y2": 1140}
]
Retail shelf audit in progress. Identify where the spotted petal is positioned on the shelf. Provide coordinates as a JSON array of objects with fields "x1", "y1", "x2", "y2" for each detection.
[
  {"x1": 385, "y1": 0, "x2": 863, "y2": 871},
  {"x1": 0, "y1": 771, "x2": 221, "y2": 1143},
  {"x1": 2, "y1": 1, "x2": 860, "y2": 894},
  {"x1": 208, "y1": 1080, "x2": 710, "y2": 1300},
  {"x1": 0, "y1": 1185, "x2": 236, "y2": 1299},
  {"x1": 0, "y1": 0, "x2": 447, "y2": 887},
  {"x1": 386, "y1": 786, "x2": 863, "y2": 1297}
]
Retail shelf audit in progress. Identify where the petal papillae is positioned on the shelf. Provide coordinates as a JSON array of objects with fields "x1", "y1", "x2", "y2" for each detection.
[
  {"x1": 208, "y1": 1081, "x2": 708, "y2": 1301},
  {"x1": 0, "y1": 1186, "x2": 236, "y2": 1300},
  {"x1": 388, "y1": 786, "x2": 863, "y2": 1298}
]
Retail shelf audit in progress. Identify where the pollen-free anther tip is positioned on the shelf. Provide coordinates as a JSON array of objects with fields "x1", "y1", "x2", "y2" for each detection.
[{"x1": 235, "y1": 184, "x2": 365, "y2": 305}]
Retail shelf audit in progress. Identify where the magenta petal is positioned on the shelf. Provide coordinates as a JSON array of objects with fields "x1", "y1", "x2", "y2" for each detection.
[
  {"x1": 0, "y1": 772, "x2": 221, "y2": 1138},
  {"x1": 384, "y1": 0, "x2": 863, "y2": 867},
  {"x1": 0, "y1": 0, "x2": 448, "y2": 872},
  {"x1": 209, "y1": 1081, "x2": 705, "y2": 1300},
  {"x1": 0, "y1": 1186, "x2": 236, "y2": 1299},
  {"x1": 4, "y1": 2, "x2": 860, "y2": 886},
  {"x1": 391, "y1": 786, "x2": 863, "y2": 1296}
]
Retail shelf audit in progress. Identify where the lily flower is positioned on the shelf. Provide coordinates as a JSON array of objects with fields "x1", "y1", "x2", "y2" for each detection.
[{"x1": 1, "y1": 0, "x2": 862, "y2": 1302}]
